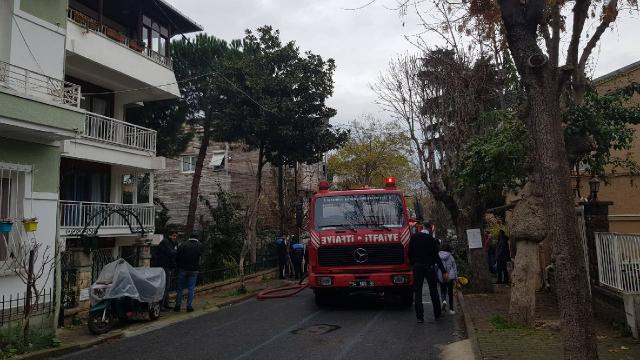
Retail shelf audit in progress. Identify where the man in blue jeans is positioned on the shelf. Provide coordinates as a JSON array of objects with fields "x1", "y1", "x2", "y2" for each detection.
[{"x1": 174, "y1": 234, "x2": 203, "y2": 312}]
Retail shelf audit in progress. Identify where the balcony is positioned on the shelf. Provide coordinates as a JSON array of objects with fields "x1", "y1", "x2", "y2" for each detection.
[
  {"x1": 83, "y1": 112, "x2": 157, "y2": 153},
  {"x1": 68, "y1": 8, "x2": 172, "y2": 69},
  {"x1": 59, "y1": 201, "x2": 155, "y2": 237},
  {"x1": 0, "y1": 60, "x2": 81, "y2": 108}
]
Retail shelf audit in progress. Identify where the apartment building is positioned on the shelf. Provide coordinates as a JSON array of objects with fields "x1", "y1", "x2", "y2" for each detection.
[
  {"x1": 1, "y1": 0, "x2": 86, "y2": 298},
  {"x1": 1, "y1": 0, "x2": 201, "y2": 309},
  {"x1": 56, "y1": 0, "x2": 201, "y2": 309}
]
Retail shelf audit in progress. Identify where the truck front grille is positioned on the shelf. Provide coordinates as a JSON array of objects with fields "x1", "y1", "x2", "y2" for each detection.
[{"x1": 317, "y1": 244, "x2": 404, "y2": 267}]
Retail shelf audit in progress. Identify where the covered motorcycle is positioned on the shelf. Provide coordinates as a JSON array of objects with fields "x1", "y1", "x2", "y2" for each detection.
[{"x1": 88, "y1": 259, "x2": 166, "y2": 334}]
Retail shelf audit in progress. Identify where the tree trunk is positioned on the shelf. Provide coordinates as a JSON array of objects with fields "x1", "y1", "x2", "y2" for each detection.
[
  {"x1": 509, "y1": 241, "x2": 539, "y2": 326},
  {"x1": 278, "y1": 164, "x2": 285, "y2": 235},
  {"x1": 499, "y1": 1, "x2": 598, "y2": 356},
  {"x1": 185, "y1": 124, "x2": 212, "y2": 236},
  {"x1": 455, "y1": 213, "x2": 493, "y2": 294},
  {"x1": 22, "y1": 249, "x2": 35, "y2": 343}
]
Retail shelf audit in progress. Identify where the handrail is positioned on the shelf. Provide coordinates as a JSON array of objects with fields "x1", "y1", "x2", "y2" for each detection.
[
  {"x1": 67, "y1": 8, "x2": 173, "y2": 69},
  {"x1": 0, "y1": 60, "x2": 81, "y2": 108},
  {"x1": 83, "y1": 112, "x2": 157, "y2": 153}
]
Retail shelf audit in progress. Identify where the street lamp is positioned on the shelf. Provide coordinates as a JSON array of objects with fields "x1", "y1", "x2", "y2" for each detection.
[{"x1": 589, "y1": 176, "x2": 601, "y2": 202}]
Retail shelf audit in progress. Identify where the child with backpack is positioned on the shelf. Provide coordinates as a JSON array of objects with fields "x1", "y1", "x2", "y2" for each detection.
[{"x1": 437, "y1": 242, "x2": 458, "y2": 315}]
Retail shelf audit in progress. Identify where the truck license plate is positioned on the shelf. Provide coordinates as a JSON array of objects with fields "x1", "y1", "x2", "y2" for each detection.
[{"x1": 350, "y1": 280, "x2": 375, "y2": 287}]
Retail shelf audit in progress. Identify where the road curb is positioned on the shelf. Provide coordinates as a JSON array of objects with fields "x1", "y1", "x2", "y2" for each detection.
[
  {"x1": 457, "y1": 292, "x2": 481, "y2": 360},
  {"x1": 15, "y1": 332, "x2": 124, "y2": 360}
]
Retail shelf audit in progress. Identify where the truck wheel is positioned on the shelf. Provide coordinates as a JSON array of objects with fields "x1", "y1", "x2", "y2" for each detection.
[
  {"x1": 399, "y1": 289, "x2": 414, "y2": 308},
  {"x1": 88, "y1": 309, "x2": 113, "y2": 335},
  {"x1": 314, "y1": 290, "x2": 330, "y2": 307}
]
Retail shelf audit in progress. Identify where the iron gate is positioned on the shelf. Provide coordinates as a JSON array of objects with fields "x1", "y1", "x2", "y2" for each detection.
[
  {"x1": 60, "y1": 251, "x2": 78, "y2": 309},
  {"x1": 91, "y1": 248, "x2": 116, "y2": 282}
]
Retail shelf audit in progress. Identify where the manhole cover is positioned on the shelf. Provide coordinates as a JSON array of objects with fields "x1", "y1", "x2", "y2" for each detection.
[{"x1": 291, "y1": 324, "x2": 341, "y2": 335}]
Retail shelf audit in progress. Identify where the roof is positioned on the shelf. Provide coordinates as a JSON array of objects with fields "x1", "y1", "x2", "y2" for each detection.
[
  {"x1": 153, "y1": 0, "x2": 203, "y2": 34},
  {"x1": 593, "y1": 59, "x2": 640, "y2": 85}
]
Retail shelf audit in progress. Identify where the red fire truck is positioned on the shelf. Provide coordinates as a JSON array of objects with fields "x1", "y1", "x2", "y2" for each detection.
[{"x1": 306, "y1": 177, "x2": 414, "y2": 306}]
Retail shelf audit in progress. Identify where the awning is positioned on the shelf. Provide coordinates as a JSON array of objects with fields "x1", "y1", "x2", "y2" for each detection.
[{"x1": 209, "y1": 152, "x2": 225, "y2": 168}]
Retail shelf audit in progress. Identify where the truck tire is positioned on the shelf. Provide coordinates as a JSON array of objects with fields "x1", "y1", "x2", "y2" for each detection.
[
  {"x1": 314, "y1": 289, "x2": 330, "y2": 307},
  {"x1": 399, "y1": 289, "x2": 414, "y2": 308}
]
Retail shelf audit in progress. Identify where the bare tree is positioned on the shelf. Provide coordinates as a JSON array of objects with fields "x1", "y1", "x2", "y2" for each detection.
[
  {"x1": 1, "y1": 230, "x2": 55, "y2": 343},
  {"x1": 373, "y1": 50, "x2": 505, "y2": 292}
]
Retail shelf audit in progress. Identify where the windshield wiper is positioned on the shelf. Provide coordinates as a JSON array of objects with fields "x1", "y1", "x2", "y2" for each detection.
[
  {"x1": 352, "y1": 222, "x2": 393, "y2": 231},
  {"x1": 320, "y1": 224, "x2": 357, "y2": 232}
]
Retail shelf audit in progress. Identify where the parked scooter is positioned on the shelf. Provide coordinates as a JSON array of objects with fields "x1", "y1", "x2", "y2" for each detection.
[{"x1": 88, "y1": 259, "x2": 166, "y2": 335}]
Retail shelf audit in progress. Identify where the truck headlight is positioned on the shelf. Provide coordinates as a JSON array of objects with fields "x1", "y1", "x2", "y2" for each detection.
[
  {"x1": 317, "y1": 276, "x2": 333, "y2": 286},
  {"x1": 392, "y1": 275, "x2": 409, "y2": 285}
]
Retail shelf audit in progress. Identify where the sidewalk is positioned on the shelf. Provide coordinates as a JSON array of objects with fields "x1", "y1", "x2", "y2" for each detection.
[
  {"x1": 18, "y1": 271, "x2": 291, "y2": 360},
  {"x1": 461, "y1": 286, "x2": 640, "y2": 360}
]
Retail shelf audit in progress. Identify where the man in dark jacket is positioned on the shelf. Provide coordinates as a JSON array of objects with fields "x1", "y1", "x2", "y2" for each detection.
[
  {"x1": 174, "y1": 234, "x2": 203, "y2": 312},
  {"x1": 408, "y1": 221, "x2": 447, "y2": 323},
  {"x1": 290, "y1": 241, "x2": 305, "y2": 280},
  {"x1": 156, "y1": 230, "x2": 178, "y2": 310}
]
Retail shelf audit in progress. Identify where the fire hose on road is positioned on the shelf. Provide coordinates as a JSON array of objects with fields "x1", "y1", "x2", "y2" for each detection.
[{"x1": 256, "y1": 275, "x2": 309, "y2": 300}]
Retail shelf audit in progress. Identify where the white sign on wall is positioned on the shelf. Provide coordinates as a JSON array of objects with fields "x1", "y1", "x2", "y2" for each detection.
[
  {"x1": 79, "y1": 288, "x2": 90, "y2": 301},
  {"x1": 466, "y1": 228, "x2": 483, "y2": 249}
]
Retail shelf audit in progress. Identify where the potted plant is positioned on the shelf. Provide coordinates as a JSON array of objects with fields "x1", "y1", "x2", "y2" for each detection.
[
  {"x1": 0, "y1": 219, "x2": 13, "y2": 233},
  {"x1": 105, "y1": 27, "x2": 126, "y2": 43},
  {"x1": 22, "y1": 218, "x2": 38, "y2": 233},
  {"x1": 129, "y1": 40, "x2": 144, "y2": 52}
]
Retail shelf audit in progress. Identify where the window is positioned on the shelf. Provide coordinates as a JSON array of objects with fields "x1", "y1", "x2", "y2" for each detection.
[
  {"x1": 314, "y1": 194, "x2": 406, "y2": 230},
  {"x1": 0, "y1": 164, "x2": 28, "y2": 263},
  {"x1": 209, "y1": 150, "x2": 226, "y2": 172},
  {"x1": 181, "y1": 155, "x2": 197, "y2": 173},
  {"x1": 142, "y1": 15, "x2": 169, "y2": 57},
  {"x1": 120, "y1": 172, "x2": 151, "y2": 204}
]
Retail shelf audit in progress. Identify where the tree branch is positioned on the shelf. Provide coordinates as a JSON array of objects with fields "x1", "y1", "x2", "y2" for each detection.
[
  {"x1": 578, "y1": 0, "x2": 619, "y2": 70},
  {"x1": 566, "y1": 0, "x2": 592, "y2": 68}
]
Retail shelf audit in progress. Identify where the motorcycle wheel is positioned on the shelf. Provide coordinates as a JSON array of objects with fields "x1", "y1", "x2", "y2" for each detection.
[
  {"x1": 88, "y1": 309, "x2": 113, "y2": 335},
  {"x1": 148, "y1": 302, "x2": 161, "y2": 320}
]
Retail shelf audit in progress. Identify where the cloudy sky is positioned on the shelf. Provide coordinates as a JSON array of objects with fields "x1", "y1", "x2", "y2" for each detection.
[{"x1": 167, "y1": 1, "x2": 639, "y2": 126}]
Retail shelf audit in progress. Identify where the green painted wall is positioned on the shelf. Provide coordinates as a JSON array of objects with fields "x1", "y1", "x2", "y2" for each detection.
[
  {"x1": 0, "y1": 138, "x2": 60, "y2": 193},
  {"x1": 0, "y1": 92, "x2": 84, "y2": 132},
  {"x1": 20, "y1": 0, "x2": 68, "y2": 27}
]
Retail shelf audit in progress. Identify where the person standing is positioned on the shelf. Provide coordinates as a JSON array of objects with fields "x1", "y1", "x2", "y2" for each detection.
[
  {"x1": 408, "y1": 221, "x2": 448, "y2": 323},
  {"x1": 174, "y1": 233, "x2": 203, "y2": 312},
  {"x1": 495, "y1": 230, "x2": 511, "y2": 284},
  {"x1": 437, "y1": 242, "x2": 458, "y2": 315},
  {"x1": 483, "y1": 230, "x2": 496, "y2": 274},
  {"x1": 276, "y1": 236, "x2": 287, "y2": 279},
  {"x1": 155, "y1": 230, "x2": 178, "y2": 310},
  {"x1": 291, "y1": 241, "x2": 305, "y2": 279}
]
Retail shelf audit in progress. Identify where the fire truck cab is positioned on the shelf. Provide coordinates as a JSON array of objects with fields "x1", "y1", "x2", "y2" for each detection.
[{"x1": 306, "y1": 177, "x2": 414, "y2": 307}]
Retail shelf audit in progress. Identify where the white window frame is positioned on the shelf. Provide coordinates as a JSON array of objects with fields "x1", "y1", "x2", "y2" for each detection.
[
  {"x1": 209, "y1": 150, "x2": 227, "y2": 172},
  {"x1": 0, "y1": 162, "x2": 32, "y2": 275},
  {"x1": 181, "y1": 155, "x2": 197, "y2": 173}
]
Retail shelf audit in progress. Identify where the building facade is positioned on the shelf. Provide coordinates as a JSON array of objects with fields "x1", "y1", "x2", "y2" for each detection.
[
  {"x1": 0, "y1": 0, "x2": 201, "y2": 311},
  {"x1": 576, "y1": 60, "x2": 640, "y2": 233},
  {"x1": 155, "y1": 136, "x2": 326, "y2": 233}
]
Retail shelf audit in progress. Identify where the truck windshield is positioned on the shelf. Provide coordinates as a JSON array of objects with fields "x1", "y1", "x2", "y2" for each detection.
[{"x1": 314, "y1": 193, "x2": 405, "y2": 230}]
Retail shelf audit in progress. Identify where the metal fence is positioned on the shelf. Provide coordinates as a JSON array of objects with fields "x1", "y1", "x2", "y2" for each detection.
[
  {"x1": 84, "y1": 112, "x2": 157, "y2": 153},
  {"x1": 1, "y1": 288, "x2": 54, "y2": 327},
  {"x1": 596, "y1": 232, "x2": 640, "y2": 293},
  {"x1": 59, "y1": 201, "x2": 155, "y2": 233},
  {"x1": 167, "y1": 258, "x2": 278, "y2": 292},
  {"x1": 0, "y1": 60, "x2": 81, "y2": 107}
]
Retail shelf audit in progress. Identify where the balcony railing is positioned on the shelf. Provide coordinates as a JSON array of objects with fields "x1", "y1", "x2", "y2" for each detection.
[
  {"x1": 59, "y1": 201, "x2": 155, "y2": 235},
  {"x1": 67, "y1": 8, "x2": 173, "y2": 69},
  {"x1": 0, "y1": 60, "x2": 81, "y2": 108},
  {"x1": 83, "y1": 112, "x2": 157, "y2": 153},
  {"x1": 596, "y1": 232, "x2": 640, "y2": 294}
]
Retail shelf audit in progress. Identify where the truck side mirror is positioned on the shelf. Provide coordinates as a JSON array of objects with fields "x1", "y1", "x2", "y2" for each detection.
[{"x1": 296, "y1": 201, "x2": 303, "y2": 228}]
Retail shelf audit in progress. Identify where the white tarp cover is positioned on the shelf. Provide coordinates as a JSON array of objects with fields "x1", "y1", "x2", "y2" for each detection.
[{"x1": 90, "y1": 259, "x2": 165, "y2": 304}]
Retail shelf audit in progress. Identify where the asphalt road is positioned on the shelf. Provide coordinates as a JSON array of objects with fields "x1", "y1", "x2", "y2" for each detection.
[{"x1": 59, "y1": 288, "x2": 465, "y2": 360}]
